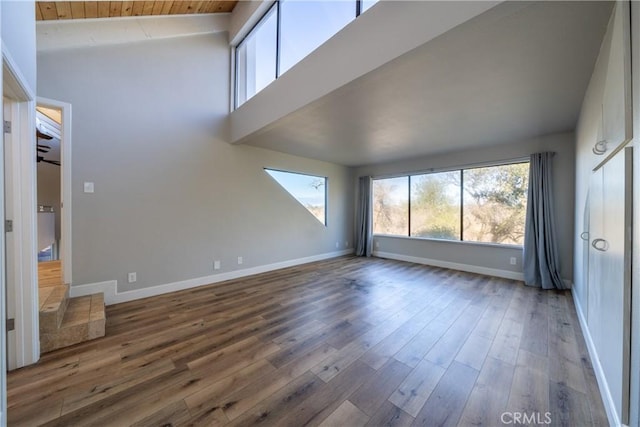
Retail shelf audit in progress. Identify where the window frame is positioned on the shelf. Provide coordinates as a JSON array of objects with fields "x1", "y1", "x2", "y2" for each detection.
[
  {"x1": 372, "y1": 159, "x2": 529, "y2": 247},
  {"x1": 264, "y1": 168, "x2": 329, "y2": 226},
  {"x1": 234, "y1": 2, "x2": 279, "y2": 109},
  {"x1": 234, "y1": 0, "x2": 377, "y2": 109}
]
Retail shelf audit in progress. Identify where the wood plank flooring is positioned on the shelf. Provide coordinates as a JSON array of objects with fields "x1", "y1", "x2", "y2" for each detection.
[
  {"x1": 8, "y1": 256, "x2": 608, "y2": 426},
  {"x1": 38, "y1": 260, "x2": 63, "y2": 288}
]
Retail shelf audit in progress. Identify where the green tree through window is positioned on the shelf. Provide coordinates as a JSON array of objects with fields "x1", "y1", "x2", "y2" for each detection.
[{"x1": 372, "y1": 162, "x2": 528, "y2": 245}]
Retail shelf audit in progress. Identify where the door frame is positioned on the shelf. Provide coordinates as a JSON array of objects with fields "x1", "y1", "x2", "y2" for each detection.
[
  {"x1": 37, "y1": 97, "x2": 72, "y2": 286},
  {"x1": 0, "y1": 8, "x2": 6, "y2": 423},
  {"x1": 3, "y1": 45, "x2": 39, "y2": 370}
]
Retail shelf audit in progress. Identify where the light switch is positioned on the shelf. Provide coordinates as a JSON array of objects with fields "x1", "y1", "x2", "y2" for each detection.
[{"x1": 84, "y1": 182, "x2": 94, "y2": 193}]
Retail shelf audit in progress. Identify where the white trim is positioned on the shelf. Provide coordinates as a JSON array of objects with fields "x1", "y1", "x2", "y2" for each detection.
[
  {"x1": 0, "y1": 6, "x2": 6, "y2": 421},
  {"x1": 71, "y1": 249, "x2": 353, "y2": 305},
  {"x1": 373, "y1": 250, "x2": 525, "y2": 281},
  {"x1": 572, "y1": 289, "x2": 622, "y2": 427},
  {"x1": 1, "y1": 43, "x2": 35, "y2": 101},
  {"x1": 37, "y1": 97, "x2": 72, "y2": 286},
  {"x1": 2, "y1": 45, "x2": 39, "y2": 368}
]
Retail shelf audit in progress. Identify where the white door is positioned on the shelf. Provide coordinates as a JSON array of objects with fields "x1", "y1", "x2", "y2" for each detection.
[
  {"x1": 0, "y1": 98, "x2": 7, "y2": 427},
  {"x1": 3, "y1": 99, "x2": 15, "y2": 371},
  {"x1": 587, "y1": 169, "x2": 603, "y2": 336},
  {"x1": 588, "y1": 147, "x2": 632, "y2": 424}
]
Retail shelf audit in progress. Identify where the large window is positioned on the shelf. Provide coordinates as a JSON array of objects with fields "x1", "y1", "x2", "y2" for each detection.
[
  {"x1": 372, "y1": 162, "x2": 529, "y2": 245},
  {"x1": 410, "y1": 171, "x2": 461, "y2": 239},
  {"x1": 236, "y1": 5, "x2": 278, "y2": 106},
  {"x1": 462, "y1": 163, "x2": 529, "y2": 245},
  {"x1": 235, "y1": 0, "x2": 380, "y2": 108},
  {"x1": 373, "y1": 176, "x2": 408, "y2": 236},
  {"x1": 265, "y1": 169, "x2": 327, "y2": 225},
  {"x1": 279, "y1": 1, "x2": 355, "y2": 75}
]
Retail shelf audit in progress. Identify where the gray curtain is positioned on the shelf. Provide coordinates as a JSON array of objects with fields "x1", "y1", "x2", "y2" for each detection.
[
  {"x1": 523, "y1": 152, "x2": 566, "y2": 289},
  {"x1": 355, "y1": 176, "x2": 373, "y2": 257}
]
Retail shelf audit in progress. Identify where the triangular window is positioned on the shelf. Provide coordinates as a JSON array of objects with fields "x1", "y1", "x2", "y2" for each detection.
[{"x1": 265, "y1": 169, "x2": 327, "y2": 225}]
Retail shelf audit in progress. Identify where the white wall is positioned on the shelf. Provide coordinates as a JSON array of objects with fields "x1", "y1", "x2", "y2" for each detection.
[
  {"x1": 37, "y1": 33, "x2": 354, "y2": 294},
  {"x1": 1, "y1": 1, "x2": 36, "y2": 93},
  {"x1": 356, "y1": 132, "x2": 575, "y2": 281}
]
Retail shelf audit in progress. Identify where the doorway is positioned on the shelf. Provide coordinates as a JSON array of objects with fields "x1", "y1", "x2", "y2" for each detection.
[
  {"x1": 36, "y1": 98, "x2": 71, "y2": 289},
  {"x1": 36, "y1": 105, "x2": 62, "y2": 289}
]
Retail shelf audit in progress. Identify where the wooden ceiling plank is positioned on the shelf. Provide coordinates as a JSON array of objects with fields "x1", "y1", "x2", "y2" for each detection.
[
  {"x1": 70, "y1": 1, "x2": 85, "y2": 19},
  {"x1": 208, "y1": 1, "x2": 234, "y2": 13},
  {"x1": 84, "y1": 1, "x2": 98, "y2": 18},
  {"x1": 97, "y1": 1, "x2": 110, "y2": 18},
  {"x1": 131, "y1": 1, "x2": 145, "y2": 16},
  {"x1": 121, "y1": 1, "x2": 134, "y2": 16},
  {"x1": 55, "y1": 2, "x2": 72, "y2": 20},
  {"x1": 36, "y1": 3, "x2": 44, "y2": 20},
  {"x1": 196, "y1": 0, "x2": 210, "y2": 13},
  {"x1": 160, "y1": 1, "x2": 174, "y2": 15},
  {"x1": 171, "y1": 0, "x2": 189, "y2": 15},
  {"x1": 151, "y1": 1, "x2": 165, "y2": 15},
  {"x1": 109, "y1": 1, "x2": 122, "y2": 17},
  {"x1": 169, "y1": 1, "x2": 182, "y2": 15},
  {"x1": 206, "y1": 1, "x2": 220, "y2": 13},
  {"x1": 142, "y1": 1, "x2": 155, "y2": 15},
  {"x1": 34, "y1": 0, "x2": 237, "y2": 21},
  {"x1": 183, "y1": 1, "x2": 196, "y2": 14},
  {"x1": 201, "y1": 1, "x2": 212, "y2": 13},
  {"x1": 225, "y1": 1, "x2": 238, "y2": 13},
  {"x1": 185, "y1": 1, "x2": 202, "y2": 14}
]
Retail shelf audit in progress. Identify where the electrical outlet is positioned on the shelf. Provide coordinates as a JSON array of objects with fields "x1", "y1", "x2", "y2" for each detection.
[
  {"x1": 510, "y1": 257, "x2": 517, "y2": 265},
  {"x1": 237, "y1": 256, "x2": 243, "y2": 265},
  {"x1": 214, "y1": 260, "x2": 220, "y2": 270},
  {"x1": 375, "y1": 241, "x2": 379, "y2": 248},
  {"x1": 128, "y1": 272, "x2": 137, "y2": 283},
  {"x1": 83, "y1": 182, "x2": 94, "y2": 193}
]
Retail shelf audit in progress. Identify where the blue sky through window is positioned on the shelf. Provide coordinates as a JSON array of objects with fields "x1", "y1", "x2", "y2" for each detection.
[
  {"x1": 265, "y1": 169, "x2": 327, "y2": 225},
  {"x1": 279, "y1": 0, "x2": 355, "y2": 75}
]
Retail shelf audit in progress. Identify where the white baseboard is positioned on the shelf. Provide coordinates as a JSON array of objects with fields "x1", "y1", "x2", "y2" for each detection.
[
  {"x1": 373, "y1": 251, "x2": 525, "y2": 281},
  {"x1": 70, "y1": 249, "x2": 353, "y2": 305},
  {"x1": 571, "y1": 289, "x2": 621, "y2": 427}
]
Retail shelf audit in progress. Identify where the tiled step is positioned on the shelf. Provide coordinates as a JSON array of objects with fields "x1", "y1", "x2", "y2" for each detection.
[
  {"x1": 39, "y1": 284, "x2": 70, "y2": 334},
  {"x1": 40, "y1": 293, "x2": 106, "y2": 354}
]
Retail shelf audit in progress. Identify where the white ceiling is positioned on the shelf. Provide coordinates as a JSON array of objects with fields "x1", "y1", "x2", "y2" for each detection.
[{"x1": 241, "y1": 1, "x2": 613, "y2": 167}]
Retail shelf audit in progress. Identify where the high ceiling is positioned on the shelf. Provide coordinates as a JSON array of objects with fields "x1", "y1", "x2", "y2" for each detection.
[
  {"x1": 241, "y1": 1, "x2": 613, "y2": 167},
  {"x1": 36, "y1": 1, "x2": 237, "y2": 21}
]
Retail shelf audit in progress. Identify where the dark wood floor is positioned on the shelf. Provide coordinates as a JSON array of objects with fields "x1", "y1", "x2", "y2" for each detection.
[{"x1": 8, "y1": 256, "x2": 608, "y2": 426}]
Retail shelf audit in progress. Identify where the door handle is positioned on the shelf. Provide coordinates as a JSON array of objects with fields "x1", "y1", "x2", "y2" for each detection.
[
  {"x1": 591, "y1": 238, "x2": 609, "y2": 251},
  {"x1": 593, "y1": 140, "x2": 607, "y2": 155}
]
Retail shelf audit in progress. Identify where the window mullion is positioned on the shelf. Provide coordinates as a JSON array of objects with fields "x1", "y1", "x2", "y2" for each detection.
[
  {"x1": 276, "y1": 0, "x2": 281, "y2": 78},
  {"x1": 460, "y1": 169, "x2": 464, "y2": 241},
  {"x1": 407, "y1": 176, "x2": 411, "y2": 237}
]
